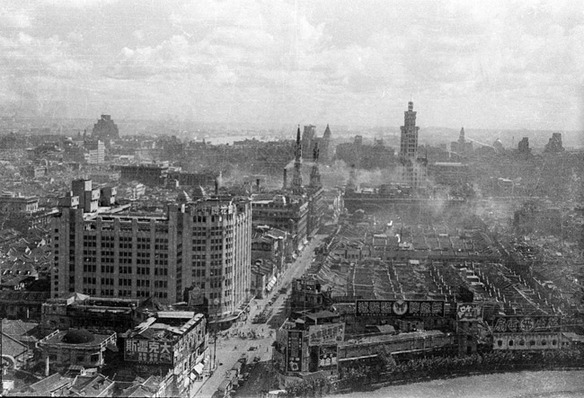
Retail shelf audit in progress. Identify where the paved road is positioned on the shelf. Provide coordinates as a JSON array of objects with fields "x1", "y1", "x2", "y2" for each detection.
[{"x1": 193, "y1": 235, "x2": 327, "y2": 397}]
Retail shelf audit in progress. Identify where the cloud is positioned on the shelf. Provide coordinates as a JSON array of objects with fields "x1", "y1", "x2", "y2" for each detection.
[
  {"x1": 0, "y1": 0, "x2": 582, "y2": 130},
  {"x1": 39, "y1": 0, "x2": 119, "y2": 8},
  {"x1": 0, "y1": 7, "x2": 32, "y2": 29},
  {"x1": 0, "y1": 31, "x2": 91, "y2": 117}
]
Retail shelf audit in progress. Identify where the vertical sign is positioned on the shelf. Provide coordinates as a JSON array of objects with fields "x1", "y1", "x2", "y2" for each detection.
[{"x1": 287, "y1": 331, "x2": 303, "y2": 372}]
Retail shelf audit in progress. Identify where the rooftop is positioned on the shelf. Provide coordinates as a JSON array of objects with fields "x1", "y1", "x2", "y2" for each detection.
[
  {"x1": 341, "y1": 330, "x2": 445, "y2": 346},
  {"x1": 40, "y1": 329, "x2": 115, "y2": 348}
]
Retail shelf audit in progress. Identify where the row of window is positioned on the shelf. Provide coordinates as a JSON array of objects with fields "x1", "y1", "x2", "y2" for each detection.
[
  {"x1": 80, "y1": 266, "x2": 170, "y2": 275},
  {"x1": 496, "y1": 339, "x2": 560, "y2": 347}
]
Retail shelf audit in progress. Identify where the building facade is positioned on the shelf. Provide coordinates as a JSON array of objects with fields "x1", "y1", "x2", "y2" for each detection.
[
  {"x1": 251, "y1": 195, "x2": 308, "y2": 251},
  {"x1": 52, "y1": 180, "x2": 252, "y2": 323},
  {"x1": 41, "y1": 294, "x2": 141, "y2": 335},
  {"x1": 124, "y1": 313, "x2": 207, "y2": 396},
  {"x1": 120, "y1": 162, "x2": 169, "y2": 186},
  {"x1": 92, "y1": 114, "x2": 119, "y2": 142},
  {"x1": 0, "y1": 193, "x2": 39, "y2": 215},
  {"x1": 85, "y1": 139, "x2": 105, "y2": 164},
  {"x1": 399, "y1": 102, "x2": 427, "y2": 188},
  {"x1": 37, "y1": 329, "x2": 117, "y2": 373},
  {"x1": 181, "y1": 196, "x2": 252, "y2": 321}
]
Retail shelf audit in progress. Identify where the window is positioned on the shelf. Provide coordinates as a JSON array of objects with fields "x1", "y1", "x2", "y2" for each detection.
[
  {"x1": 497, "y1": 340, "x2": 503, "y2": 347},
  {"x1": 137, "y1": 280, "x2": 150, "y2": 287}
]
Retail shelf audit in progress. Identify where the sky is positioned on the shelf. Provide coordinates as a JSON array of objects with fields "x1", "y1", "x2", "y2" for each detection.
[{"x1": 0, "y1": 0, "x2": 583, "y2": 131}]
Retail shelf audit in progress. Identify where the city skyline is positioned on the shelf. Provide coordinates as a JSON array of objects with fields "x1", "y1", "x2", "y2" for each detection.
[{"x1": 0, "y1": 0, "x2": 583, "y2": 131}]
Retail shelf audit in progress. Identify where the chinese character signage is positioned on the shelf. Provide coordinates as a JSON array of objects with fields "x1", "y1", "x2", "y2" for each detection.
[
  {"x1": 456, "y1": 303, "x2": 483, "y2": 321},
  {"x1": 308, "y1": 323, "x2": 345, "y2": 346},
  {"x1": 492, "y1": 332, "x2": 563, "y2": 350},
  {"x1": 125, "y1": 339, "x2": 173, "y2": 364},
  {"x1": 355, "y1": 300, "x2": 444, "y2": 317},
  {"x1": 491, "y1": 316, "x2": 560, "y2": 333},
  {"x1": 287, "y1": 331, "x2": 303, "y2": 372},
  {"x1": 318, "y1": 345, "x2": 338, "y2": 369}
]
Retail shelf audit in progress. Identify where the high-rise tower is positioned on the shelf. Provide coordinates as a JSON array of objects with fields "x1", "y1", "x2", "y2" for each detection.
[
  {"x1": 398, "y1": 102, "x2": 426, "y2": 188},
  {"x1": 400, "y1": 101, "x2": 419, "y2": 158},
  {"x1": 321, "y1": 124, "x2": 332, "y2": 163}
]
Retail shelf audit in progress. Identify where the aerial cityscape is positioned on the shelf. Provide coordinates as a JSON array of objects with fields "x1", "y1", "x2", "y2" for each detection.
[{"x1": 1, "y1": 1, "x2": 584, "y2": 398}]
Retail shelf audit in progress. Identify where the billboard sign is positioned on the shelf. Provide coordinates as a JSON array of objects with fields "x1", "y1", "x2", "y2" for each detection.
[
  {"x1": 355, "y1": 300, "x2": 444, "y2": 317},
  {"x1": 318, "y1": 345, "x2": 338, "y2": 369},
  {"x1": 287, "y1": 331, "x2": 303, "y2": 372},
  {"x1": 491, "y1": 316, "x2": 560, "y2": 333},
  {"x1": 456, "y1": 303, "x2": 482, "y2": 321},
  {"x1": 492, "y1": 332, "x2": 563, "y2": 350},
  {"x1": 308, "y1": 323, "x2": 345, "y2": 346},
  {"x1": 125, "y1": 339, "x2": 173, "y2": 364}
]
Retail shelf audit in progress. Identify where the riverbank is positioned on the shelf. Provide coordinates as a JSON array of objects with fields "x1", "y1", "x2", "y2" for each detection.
[
  {"x1": 333, "y1": 350, "x2": 584, "y2": 395},
  {"x1": 276, "y1": 349, "x2": 584, "y2": 397},
  {"x1": 335, "y1": 369, "x2": 584, "y2": 398},
  {"x1": 335, "y1": 365, "x2": 584, "y2": 395}
]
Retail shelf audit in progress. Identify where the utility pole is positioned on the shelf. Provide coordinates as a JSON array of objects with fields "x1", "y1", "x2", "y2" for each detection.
[{"x1": 212, "y1": 331, "x2": 218, "y2": 372}]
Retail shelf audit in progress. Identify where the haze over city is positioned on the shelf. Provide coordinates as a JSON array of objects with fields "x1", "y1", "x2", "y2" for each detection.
[
  {"x1": 3, "y1": 2, "x2": 584, "y2": 398},
  {"x1": 1, "y1": 0, "x2": 583, "y2": 131}
]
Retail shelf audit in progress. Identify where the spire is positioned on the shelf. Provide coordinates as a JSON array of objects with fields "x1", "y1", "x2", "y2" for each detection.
[
  {"x1": 295, "y1": 124, "x2": 302, "y2": 161},
  {"x1": 313, "y1": 142, "x2": 320, "y2": 162},
  {"x1": 310, "y1": 143, "x2": 321, "y2": 188},
  {"x1": 323, "y1": 124, "x2": 331, "y2": 137},
  {"x1": 292, "y1": 125, "x2": 304, "y2": 194}
]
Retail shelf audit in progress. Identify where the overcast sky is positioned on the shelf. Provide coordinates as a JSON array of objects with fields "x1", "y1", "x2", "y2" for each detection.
[{"x1": 0, "y1": 0, "x2": 583, "y2": 130}]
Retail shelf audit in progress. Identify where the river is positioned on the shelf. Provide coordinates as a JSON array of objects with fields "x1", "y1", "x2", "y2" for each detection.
[{"x1": 335, "y1": 370, "x2": 584, "y2": 398}]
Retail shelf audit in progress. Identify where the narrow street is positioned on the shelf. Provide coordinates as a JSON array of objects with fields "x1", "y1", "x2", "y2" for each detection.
[{"x1": 193, "y1": 234, "x2": 327, "y2": 397}]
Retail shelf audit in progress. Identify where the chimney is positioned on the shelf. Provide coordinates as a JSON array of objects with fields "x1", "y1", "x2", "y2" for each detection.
[
  {"x1": 214, "y1": 178, "x2": 219, "y2": 195},
  {"x1": 256, "y1": 178, "x2": 261, "y2": 192},
  {"x1": 283, "y1": 168, "x2": 287, "y2": 189}
]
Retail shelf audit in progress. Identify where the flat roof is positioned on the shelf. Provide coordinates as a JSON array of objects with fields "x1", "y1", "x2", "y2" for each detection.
[{"x1": 341, "y1": 330, "x2": 445, "y2": 347}]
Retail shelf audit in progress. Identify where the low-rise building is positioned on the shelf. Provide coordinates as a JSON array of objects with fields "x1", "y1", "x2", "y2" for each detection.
[
  {"x1": 0, "y1": 193, "x2": 39, "y2": 215},
  {"x1": 41, "y1": 293, "x2": 141, "y2": 335},
  {"x1": 0, "y1": 291, "x2": 50, "y2": 320},
  {"x1": 251, "y1": 259, "x2": 277, "y2": 298},
  {"x1": 252, "y1": 226, "x2": 292, "y2": 270},
  {"x1": 37, "y1": 329, "x2": 117, "y2": 373},
  {"x1": 290, "y1": 277, "x2": 332, "y2": 313},
  {"x1": 120, "y1": 162, "x2": 169, "y2": 186},
  {"x1": 252, "y1": 194, "x2": 308, "y2": 251},
  {"x1": 123, "y1": 313, "x2": 207, "y2": 397}
]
